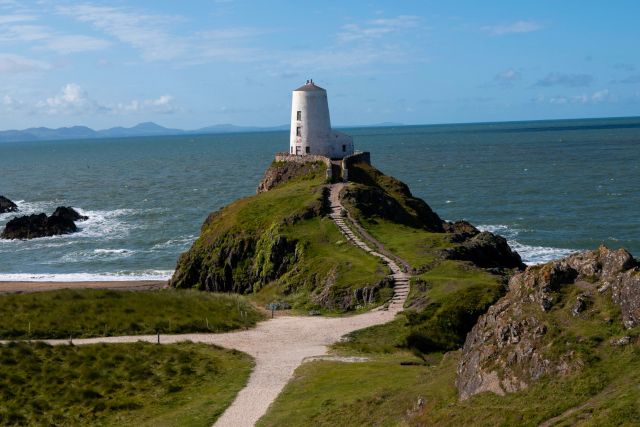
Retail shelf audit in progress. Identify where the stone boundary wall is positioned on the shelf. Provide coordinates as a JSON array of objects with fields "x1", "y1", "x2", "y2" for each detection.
[
  {"x1": 274, "y1": 152, "x2": 333, "y2": 180},
  {"x1": 341, "y1": 151, "x2": 371, "y2": 181},
  {"x1": 274, "y1": 152, "x2": 332, "y2": 167},
  {"x1": 273, "y1": 151, "x2": 371, "y2": 182}
]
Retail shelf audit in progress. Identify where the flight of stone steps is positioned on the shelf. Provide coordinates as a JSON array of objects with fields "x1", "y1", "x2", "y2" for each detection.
[{"x1": 328, "y1": 183, "x2": 410, "y2": 310}]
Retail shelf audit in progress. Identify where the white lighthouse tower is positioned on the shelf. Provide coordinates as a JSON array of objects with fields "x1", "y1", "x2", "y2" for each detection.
[{"x1": 289, "y1": 79, "x2": 354, "y2": 159}]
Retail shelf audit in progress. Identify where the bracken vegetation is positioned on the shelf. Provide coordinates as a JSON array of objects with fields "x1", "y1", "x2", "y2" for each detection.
[
  {"x1": 0, "y1": 341, "x2": 253, "y2": 426},
  {"x1": 0, "y1": 289, "x2": 263, "y2": 339}
]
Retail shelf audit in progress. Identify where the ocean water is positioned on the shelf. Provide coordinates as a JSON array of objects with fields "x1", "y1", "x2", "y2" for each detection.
[{"x1": 0, "y1": 117, "x2": 638, "y2": 281}]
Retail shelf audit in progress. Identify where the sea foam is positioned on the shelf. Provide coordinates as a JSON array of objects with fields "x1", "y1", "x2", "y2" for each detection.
[
  {"x1": 0, "y1": 270, "x2": 173, "y2": 282},
  {"x1": 477, "y1": 224, "x2": 575, "y2": 265}
]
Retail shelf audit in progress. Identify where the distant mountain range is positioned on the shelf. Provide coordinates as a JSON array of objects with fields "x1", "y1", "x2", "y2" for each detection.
[{"x1": 0, "y1": 121, "x2": 405, "y2": 143}]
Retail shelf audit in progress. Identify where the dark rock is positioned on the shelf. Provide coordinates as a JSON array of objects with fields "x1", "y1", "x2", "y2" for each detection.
[
  {"x1": 0, "y1": 196, "x2": 18, "y2": 213},
  {"x1": 456, "y1": 246, "x2": 640, "y2": 400},
  {"x1": 257, "y1": 160, "x2": 327, "y2": 193},
  {"x1": 610, "y1": 336, "x2": 631, "y2": 346},
  {"x1": 443, "y1": 220, "x2": 479, "y2": 242},
  {"x1": 340, "y1": 185, "x2": 443, "y2": 232},
  {"x1": 51, "y1": 206, "x2": 88, "y2": 222},
  {"x1": 571, "y1": 295, "x2": 588, "y2": 316},
  {"x1": 1, "y1": 213, "x2": 77, "y2": 239},
  {"x1": 444, "y1": 231, "x2": 525, "y2": 270}
]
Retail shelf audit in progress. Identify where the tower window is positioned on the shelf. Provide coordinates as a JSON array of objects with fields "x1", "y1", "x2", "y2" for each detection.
[
  {"x1": 342, "y1": 144, "x2": 346, "y2": 152},
  {"x1": 305, "y1": 146, "x2": 310, "y2": 154},
  {"x1": 296, "y1": 126, "x2": 301, "y2": 136},
  {"x1": 296, "y1": 111, "x2": 302, "y2": 121}
]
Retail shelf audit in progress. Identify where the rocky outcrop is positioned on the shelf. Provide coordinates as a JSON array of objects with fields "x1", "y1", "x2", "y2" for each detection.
[
  {"x1": 1, "y1": 206, "x2": 87, "y2": 239},
  {"x1": 1, "y1": 213, "x2": 77, "y2": 239},
  {"x1": 257, "y1": 160, "x2": 328, "y2": 193},
  {"x1": 0, "y1": 196, "x2": 18, "y2": 213},
  {"x1": 444, "y1": 231, "x2": 525, "y2": 270},
  {"x1": 171, "y1": 231, "x2": 299, "y2": 294},
  {"x1": 456, "y1": 246, "x2": 639, "y2": 400},
  {"x1": 340, "y1": 185, "x2": 444, "y2": 232},
  {"x1": 51, "y1": 206, "x2": 88, "y2": 222}
]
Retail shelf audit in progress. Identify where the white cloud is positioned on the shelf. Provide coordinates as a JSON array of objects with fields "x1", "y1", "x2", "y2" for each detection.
[
  {"x1": 537, "y1": 89, "x2": 613, "y2": 105},
  {"x1": 0, "y1": 53, "x2": 50, "y2": 73},
  {"x1": 0, "y1": 22, "x2": 111, "y2": 54},
  {"x1": 114, "y1": 95, "x2": 178, "y2": 114},
  {"x1": 337, "y1": 15, "x2": 420, "y2": 44},
  {"x1": 2, "y1": 94, "x2": 23, "y2": 111},
  {"x1": 57, "y1": 4, "x2": 188, "y2": 61},
  {"x1": 482, "y1": 20, "x2": 542, "y2": 36},
  {"x1": 494, "y1": 68, "x2": 522, "y2": 85},
  {"x1": 36, "y1": 83, "x2": 101, "y2": 114},
  {"x1": 535, "y1": 72, "x2": 594, "y2": 87},
  {"x1": 279, "y1": 15, "x2": 424, "y2": 72},
  {"x1": 38, "y1": 34, "x2": 111, "y2": 54},
  {"x1": 35, "y1": 83, "x2": 179, "y2": 116},
  {"x1": 0, "y1": 13, "x2": 36, "y2": 24}
]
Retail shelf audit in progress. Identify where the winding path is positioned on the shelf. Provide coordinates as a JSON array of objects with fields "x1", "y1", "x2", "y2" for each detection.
[{"x1": 33, "y1": 183, "x2": 412, "y2": 427}]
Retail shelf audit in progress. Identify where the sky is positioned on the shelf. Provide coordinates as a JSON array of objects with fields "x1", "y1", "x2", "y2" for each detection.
[{"x1": 0, "y1": 0, "x2": 639, "y2": 130}]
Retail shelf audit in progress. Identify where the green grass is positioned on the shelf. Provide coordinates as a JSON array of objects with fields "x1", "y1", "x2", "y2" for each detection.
[
  {"x1": 259, "y1": 342, "x2": 640, "y2": 426},
  {"x1": 359, "y1": 219, "x2": 454, "y2": 271},
  {"x1": 0, "y1": 289, "x2": 264, "y2": 339},
  {"x1": 335, "y1": 260, "x2": 504, "y2": 356},
  {"x1": 272, "y1": 267, "x2": 640, "y2": 426},
  {"x1": 257, "y1": 354, "x2": 437, "y2": 427},
  {"x1": 274, "y1": 216, "x2": 389, "y2": 311},
  {"x1": 407, "y1": 260, "x2": 503, "y2": 307},
  {"x1": 174, "y1": 163, "x2": 390, "y2": 312},
  {"x1": 0, "y1": 341, "x2": 253, "y2": 426}
]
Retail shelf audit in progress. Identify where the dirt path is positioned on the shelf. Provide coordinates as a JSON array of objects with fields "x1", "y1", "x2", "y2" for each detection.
[{"x1": 21, "y1": 183, "x2": 411, "y2": 427}]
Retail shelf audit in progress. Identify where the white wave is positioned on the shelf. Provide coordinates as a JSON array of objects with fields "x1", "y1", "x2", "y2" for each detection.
[
  {"x1": 74, "y1": 208, "x2": 135, "y2": 239},
  {"x1": 1, "y1": 204, "x2": 136, "y2": 241},
  {"x1": 477, "y1": 224, "x2": 575, "y2": 265},
  {"x1": 151, "y1": 235, "x2": 196, "y2": 250},
  {"x1": 0, "y1": 270, "x2": 173, "y2": 282},
  {"x1": 508, "y1": 241, "x2": 575, "y2": 265},
  {"x1": 56, "y1": 248, "x2": 136, "y2": 263}
]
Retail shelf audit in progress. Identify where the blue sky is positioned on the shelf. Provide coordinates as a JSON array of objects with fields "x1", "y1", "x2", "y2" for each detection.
[{"x1": 0, "y1": 0, "x2": 639, "y2": 130}]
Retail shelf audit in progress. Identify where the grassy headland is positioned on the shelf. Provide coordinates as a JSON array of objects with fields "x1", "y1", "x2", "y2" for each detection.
[
  {"x1": 171, "y1": 161, "x2": 389, "y2": 312},
  {"x1": 0, "y1": 341, "x2": 252, "y2": 426},
  {"x1": 0, "y1": 289, "x2": 263, "y2": 339}
]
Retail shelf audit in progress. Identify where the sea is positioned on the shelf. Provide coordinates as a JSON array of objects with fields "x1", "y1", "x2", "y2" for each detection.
[{"x1": 0, "y1": 116, "x2": 638, "y2": 281}]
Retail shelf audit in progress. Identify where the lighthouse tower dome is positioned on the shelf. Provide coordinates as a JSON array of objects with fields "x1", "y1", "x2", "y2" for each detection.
[{"x1": 289, "y1": 79, "x2": 354, "y2": 159}]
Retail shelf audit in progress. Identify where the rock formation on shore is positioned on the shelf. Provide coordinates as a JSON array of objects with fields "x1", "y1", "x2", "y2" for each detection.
[
  {"x1": 1, "y1": 206, "x2": 87, "y2": 239},
  {"x1": 456, "y1": 245, "x2": 640, "y2": 400},
  {"x1": 0, "y1": 196, "x2": 18, "y2": 213}
]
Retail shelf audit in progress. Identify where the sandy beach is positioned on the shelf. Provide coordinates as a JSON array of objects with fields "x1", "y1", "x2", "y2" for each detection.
[{"x1": 0, "y1": 280, "x2": 167, "y2": 294}]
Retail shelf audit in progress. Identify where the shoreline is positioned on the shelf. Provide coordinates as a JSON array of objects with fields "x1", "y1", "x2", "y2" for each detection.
[{"x1": 0, "y1": 280, "x2": 167, "y2": 294}]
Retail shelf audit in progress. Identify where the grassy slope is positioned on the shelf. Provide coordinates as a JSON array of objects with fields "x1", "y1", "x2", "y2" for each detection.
[
  {"x1": 0, "y1": 341, "x2": 253, "y2": 426},
  {"x1": 261, "y1": 162, "x2": 640, "y2": 425},
  {"x1": 259, "y1": 344, "x2": 640, "y2": 427},
  {"x1": 336, "y1": 162, "x2": 506, "y2": 355},
  {"x1": 174, "y1": 162, "x2": 388, "y2": 312},
  {"x1": 0, "y1": 289, "x2": 263, "y2": 339},
  {"x1": 260, "y1": 271, "x2": 640, "y2": 426},
  {"x1": 254, "y1": 216, "x2": 389, "y2": 311}
]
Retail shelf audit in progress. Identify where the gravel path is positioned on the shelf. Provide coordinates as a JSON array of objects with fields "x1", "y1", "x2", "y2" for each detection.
[{"x1": 30, "y1": 183, "x2": 411, "y2": 426}]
